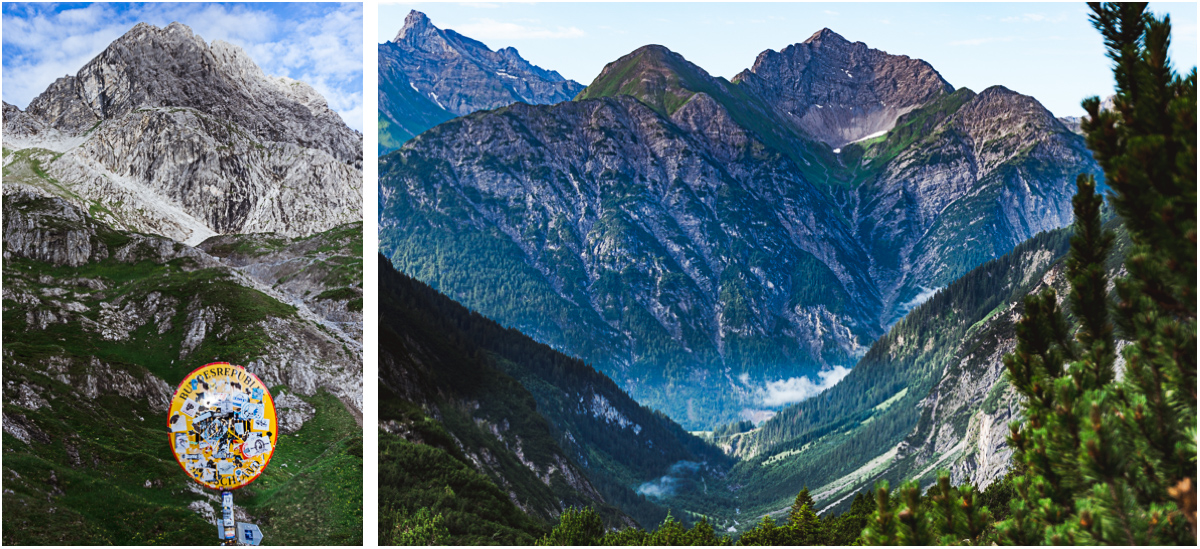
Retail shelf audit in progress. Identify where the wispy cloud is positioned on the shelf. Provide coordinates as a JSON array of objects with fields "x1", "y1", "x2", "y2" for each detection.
[
  {"x1": 824, "y1": 10, "x2": 840, "y2": 16},
  {"x1": 897, "y1": 285, "x2": 941, "y2": 315},
  {"x1": 452, "y1": 18, "x2": 584, "y2": 40},
  {"x1": 749, "y1": 366, "x2": 852, "y2": 407},
  {"x1": 636, "y1": 461, "x2": 704, "y2": 498},
  {"x1": 2, "y1": 3, "x2": 364, "y2": 131}
]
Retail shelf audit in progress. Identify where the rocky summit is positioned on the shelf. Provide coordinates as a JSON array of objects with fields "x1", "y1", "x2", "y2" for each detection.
[
  {"x1": 734, "y1": 28, "x2": 954, "y2": 147},
  {"x1": 378, "y1": 29, "x2": 1101, "y2": 428},
  {"x1": 379, "y1": 10, "x2": 585, "y2": 151},
  {"x1": 3, "y1": 22, "x2": 362, "y2": 246}
]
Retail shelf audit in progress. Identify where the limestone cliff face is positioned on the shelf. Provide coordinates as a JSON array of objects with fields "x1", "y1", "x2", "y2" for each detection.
[
  {"x1": 25, "y1": 22, "x2": 359, "y2": 165},
  {"x1": 4, "y1": 22, "x2": 362, "y2": 246},
  {"x1": 378, "y1": 32, "x2": 1100, "y2": 427},
  {"x1": 378, "y1": 10, "x2": 584, "y2": 151}
]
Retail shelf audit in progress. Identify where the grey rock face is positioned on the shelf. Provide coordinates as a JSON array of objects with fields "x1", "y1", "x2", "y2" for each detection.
[
  {"x1": 2, "y1": 101, "x2": 56, "y2": 144},
  {"x1": 27, "y1": 22, "x2": 359, "y2": 166},
  {"x1": 5, "y1": 22, "x2": 362, "y2": 245},
  {"x1": 859, "y1": 86, "x2": 1092, "y2": 322},
  {"x1": 735, "y1": 28, "x2": 954, "y2": 147},
  {"x1": 898, "y1": 259, "x2": 1072, "y2": 492},
  {"x1": 2, "y1": 185, "x2": 110, "y2": 267},
  {"x1": 273, "y1": 391, "x2": 317, "y2": 434}
]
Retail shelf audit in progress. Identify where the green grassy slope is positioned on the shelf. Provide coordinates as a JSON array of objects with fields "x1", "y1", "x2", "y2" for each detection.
[{"x1": 2, "y1": 191, "x2": 363, "y2": 545}]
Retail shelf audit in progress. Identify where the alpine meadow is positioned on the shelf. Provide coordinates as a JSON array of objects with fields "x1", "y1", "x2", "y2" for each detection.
[{"x1": 374, "y1": 2, "x2": 1195, "y2": 545}]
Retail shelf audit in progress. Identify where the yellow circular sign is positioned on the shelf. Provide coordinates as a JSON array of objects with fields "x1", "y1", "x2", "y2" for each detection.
[{"x1": 168, "y1": 362, "x2": 278, "y2": 490}]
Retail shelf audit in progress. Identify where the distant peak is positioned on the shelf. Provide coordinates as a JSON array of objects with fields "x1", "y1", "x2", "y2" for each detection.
[
  {"x1": 606, "y1": 44, "x2": 706, "y2": 79},
  {"x1": 396, "y1": 10, "x2": 435, "y2": 42},
  {"x1": 578, "y1": 44, "x2": 720, "y2": 116},
  {"x1": 804, "y1": 28, "x2": 848, "y2": 45},
  {"x1": 630, "y1": 44, "x2": 677, "y2": 58},
  {"x1": 405, "y1": 9, "x2": 430, "y2": 26},
  {"x1": 977, "y1": 85, "x2": 1018, "y2": 98},
  {"x1": 635, "y1": 44, "x2": 672, "y2": 53}
]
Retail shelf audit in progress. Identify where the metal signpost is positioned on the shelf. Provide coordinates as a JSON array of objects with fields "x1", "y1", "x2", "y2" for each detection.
[{"x1": 169, "y1": 362, "x2": 278, "y2": 545}]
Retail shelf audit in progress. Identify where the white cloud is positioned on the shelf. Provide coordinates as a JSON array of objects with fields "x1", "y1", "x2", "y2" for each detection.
[
  {"x1": 3, "y1": 3, "x2": 363, "y2": 131},
  {"x1": 824, "y1": 10, "x2": 840, "y2": 16},
  {"x1": 636, "y1": 461, "x2": 703, "y2": 498},
  {"x1": 897, "y1": 285, "x2": 941, "y2": 315},
  {"x1": 758, "y1": 366, "x2": 852, "y2": 407},
  {"x1": 453, "y1": 18, "x2": 584, "y2": 40}
]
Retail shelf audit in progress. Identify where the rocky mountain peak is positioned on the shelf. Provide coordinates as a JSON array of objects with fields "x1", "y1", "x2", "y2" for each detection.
[
  {"x1": 379, "y1": 10, "x2": 584, "y2": 125},
  {"x1": 961, "y1": 85, "x2": 1063, "y2": 129},
  {"x1": 601, "y1": 44, "x2": 693, "y2": 76},
  {"x1": 6, "y1": 21, "x2": 362, "y2": 244},
  {"x1": 394, "y1": 10, "x2": 437, "y2": 44},
  {"x1": 734, "y1": 29, "x2": 952, "y2": 147},
  {"x1": 577, "y1": 44, "x2": 729, "y2": 116},
  {"x1": 803, "y1": 27, "x2": 848, "y2": 46},
  {"x1": 22, "y1": 21, "x2": 360, "y2": 166}
]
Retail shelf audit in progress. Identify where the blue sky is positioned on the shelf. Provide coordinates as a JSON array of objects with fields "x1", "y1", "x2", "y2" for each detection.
[
  {"x1": 3, "y1": 2, "x2": 363, "y2": 130},
  {"x1": 380, "y1": 2, "x2": 1197, "y2": 118}
]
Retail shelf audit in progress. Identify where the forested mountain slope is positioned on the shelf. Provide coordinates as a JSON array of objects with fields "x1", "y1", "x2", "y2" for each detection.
[{"x1": 377, "y1": 257, "x2": 729, "y2": 538}]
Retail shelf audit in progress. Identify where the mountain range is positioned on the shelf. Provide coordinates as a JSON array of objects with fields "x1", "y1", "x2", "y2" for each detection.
[
  {"x1": 379, "y1": 10, "x2": 585, "y2": 152},
  {"x1": 378, "y1": 26, "x2": 1100, "y2": 427}
]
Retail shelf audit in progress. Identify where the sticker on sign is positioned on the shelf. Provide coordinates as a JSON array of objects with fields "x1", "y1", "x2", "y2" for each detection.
[{"x1": 238, "y1": 522, "x2": 264, "y2": 545}]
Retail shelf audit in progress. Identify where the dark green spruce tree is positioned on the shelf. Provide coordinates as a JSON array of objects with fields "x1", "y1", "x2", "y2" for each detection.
[
  {"x1": 782, "y1": 487, "x2": 823, "y2": 545},
  {"x1": 863, "y1": 2, "x2": 1195, "y2": 545}
]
